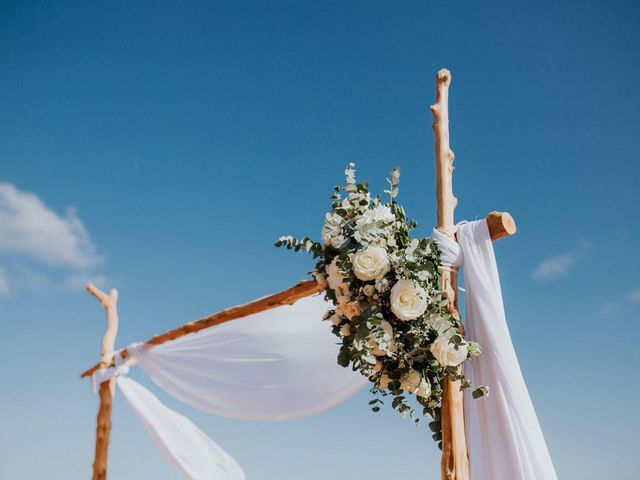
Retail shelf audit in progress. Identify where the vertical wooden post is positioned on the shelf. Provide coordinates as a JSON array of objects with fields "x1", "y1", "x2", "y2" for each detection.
[
  {"x1": 87, "y1": 283, "x2": 119, "y2": 480},
  {"x1": 430, "y1": 68, "x2": 470, "y2": 480}
]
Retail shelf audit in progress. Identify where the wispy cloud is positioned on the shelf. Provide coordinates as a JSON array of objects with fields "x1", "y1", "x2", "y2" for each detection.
[
  {"x1": 0, "y1": 182, "x2": 105, "y2": 295},
  {"x1": 0, "y1": 182, "x2": 101, "y2": 268},
  {"x1": 628, "y1": 289, "x2": 640, "y2": 303},
  {"x1": 532, "y1": 240, "x2": 591, "y2": 281},
  {"x1": 602, "y1": 287, "x2": 640, "y2": 314}
]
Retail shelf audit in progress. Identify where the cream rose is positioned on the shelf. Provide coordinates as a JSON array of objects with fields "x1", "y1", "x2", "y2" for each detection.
[
  {"x1": 390, "y1": 279, "x2": 428, "y2": 320},
  {"x1": 430, "y1": 335, "x2": 468, "y2": 367},
  {"x1": 339, "y1": 301, "x2": 361, "y2": 320},
  {"x1": 363, "y1": 284, "x2": 376, "y2": 297},
  {"x1": 351, "y1": 246, "x2": 390, "y2": 281}
]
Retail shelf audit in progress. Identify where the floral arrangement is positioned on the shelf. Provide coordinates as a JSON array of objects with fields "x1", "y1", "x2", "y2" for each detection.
[{"x1": 276, "y1": 164, "x2": 484, "y2": 448}]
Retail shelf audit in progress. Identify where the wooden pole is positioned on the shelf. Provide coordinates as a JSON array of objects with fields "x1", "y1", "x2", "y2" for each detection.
[
  {"x1": 87, "y1": 283, "x2": 119, "y2": 480},
  {"x1": 430, "y1": 68, "x2": 469, "y2": 480}
]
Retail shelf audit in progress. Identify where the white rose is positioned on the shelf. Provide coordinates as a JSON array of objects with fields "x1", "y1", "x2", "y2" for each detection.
[
  {"x1": 430, "y1": 335, "x2": 468, "y2": 367},
  {"x1": 390, "y1": 279, "x2": 429, "y2": 321},
  {"x1": 400, "y1": 369, "x2": 421, "y2": 393},
  {"x1": 326, "y1": 258, "x2": 350, "y2": 300},
  {"x1": 352, "y1": 246, "x2": 390, "y2": 281}
]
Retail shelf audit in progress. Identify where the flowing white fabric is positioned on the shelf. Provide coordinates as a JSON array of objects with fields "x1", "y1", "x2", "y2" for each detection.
[
  {"x1": 126, "y1": 294, "x2": 369, "y2": 420},
  {"x1": 117, "y1": 376, "x2": 246, "y2": 480},
  {"x1": 433, "y1": 221, "x2": 557, "y2": 480}
]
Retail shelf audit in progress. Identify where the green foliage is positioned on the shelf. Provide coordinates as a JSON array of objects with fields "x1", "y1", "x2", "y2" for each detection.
[{"x1": 276, "y1": 164, "x2": 485, "y2": 448}]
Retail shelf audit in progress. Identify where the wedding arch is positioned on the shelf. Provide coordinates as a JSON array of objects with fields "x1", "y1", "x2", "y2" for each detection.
[{"x1": 81, "y1": 69, "x2": 557, "y2": 480}]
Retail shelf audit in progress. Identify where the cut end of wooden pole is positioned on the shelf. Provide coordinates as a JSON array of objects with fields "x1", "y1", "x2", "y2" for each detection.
[
  {"x1": 436, "y1": 68, "x2": 452, "y2": 86},
  {"x1": 486, "y1": 211, "x2": 517, "y2": 242}
]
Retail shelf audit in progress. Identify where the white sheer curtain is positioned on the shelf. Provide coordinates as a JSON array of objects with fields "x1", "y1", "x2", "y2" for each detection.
[
  {"x1": 433, "y1": 220, "x2": 557, "y2": 480},
  {"x1": 126, "y1": 295, "x2": 369, "y2": 421},
  {"x1": 117, "y1": 376, "x2": 246, "y2": 480}
]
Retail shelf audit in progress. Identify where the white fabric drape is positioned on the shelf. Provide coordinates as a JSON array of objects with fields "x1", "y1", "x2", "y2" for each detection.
[
  {"x1": 102, "y1": 295, "x2": 367, "y2": 479},
  {"x1": 126, "y1": 295, "x2": 369, "y2": 421},
  {"x1": 433, "y1": 220, "x2": 557, "y2": 480},
  {"x1": 117, "y1": 376, "x2": 246, "y2": 480}
]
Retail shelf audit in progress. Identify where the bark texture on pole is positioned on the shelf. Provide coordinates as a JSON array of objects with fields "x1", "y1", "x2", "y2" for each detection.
[
  {"x1": 87, "y1": 283, "x2": 119, "y2": 480},
  {"x1": 430, "y1": 68, "x2": 470, "y2": 480}
]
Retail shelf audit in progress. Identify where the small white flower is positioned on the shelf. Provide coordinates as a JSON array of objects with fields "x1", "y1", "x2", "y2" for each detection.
[
  {"x1": 375, "y1": 276, "x2": 390, "y2": 293},
  {"x1": 430, "y1": 335, "x2": 468, "y2": 367},
  {"x1": 352, "y1": 246, "x2": 390, "y2": 281},
  {"x1": 356, "y1": 205, "x2": 395, "y2": 228},
  {"x1": 363, "y1": 284, "x2": 376, "y2": 296},
  {"x1": 390, "y1": 279, "x2": 429, "y2": 321}
]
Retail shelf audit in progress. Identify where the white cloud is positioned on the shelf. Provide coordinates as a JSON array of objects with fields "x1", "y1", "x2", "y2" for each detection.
[
  {"x1": 602, "y1": 288, "x2": 640, "y2": 315},
  {"x1": 532, "y1": 240, "x2": 591, "y2": 281},
  {"x1": 0, "y1": 183, "x2": 106, "y2": 295},
  {"x1": 628, "y1": 289, "x2": 640, "y2": 303},
  {"x1": 0, "y1": 182, "x2": 101, "y2": 268}
]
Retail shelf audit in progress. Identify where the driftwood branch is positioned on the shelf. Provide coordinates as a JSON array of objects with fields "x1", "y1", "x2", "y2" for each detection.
[
  {"x1": 81, "y1": 279, "x2": 323, "y2": 378},
  {"x1": 431, "y1": 68, "x2": 469, "y2": 480},
  {"x1": 86, "y1": 283, "x2": 119, "y2": 480}
]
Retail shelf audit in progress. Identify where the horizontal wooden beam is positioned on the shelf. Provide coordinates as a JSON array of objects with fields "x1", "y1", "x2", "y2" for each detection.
[
  {"x1": 81, "y1": 211, "x2": 516, "y2": 379},
  {"x1": 81, "y1": 279, "x2": 323, "y2": 378}
]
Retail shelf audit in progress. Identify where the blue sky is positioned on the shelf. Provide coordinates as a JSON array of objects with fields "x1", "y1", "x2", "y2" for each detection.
[{"x1": 1, "y1": 1, "x2": 639, "y2": 479}]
